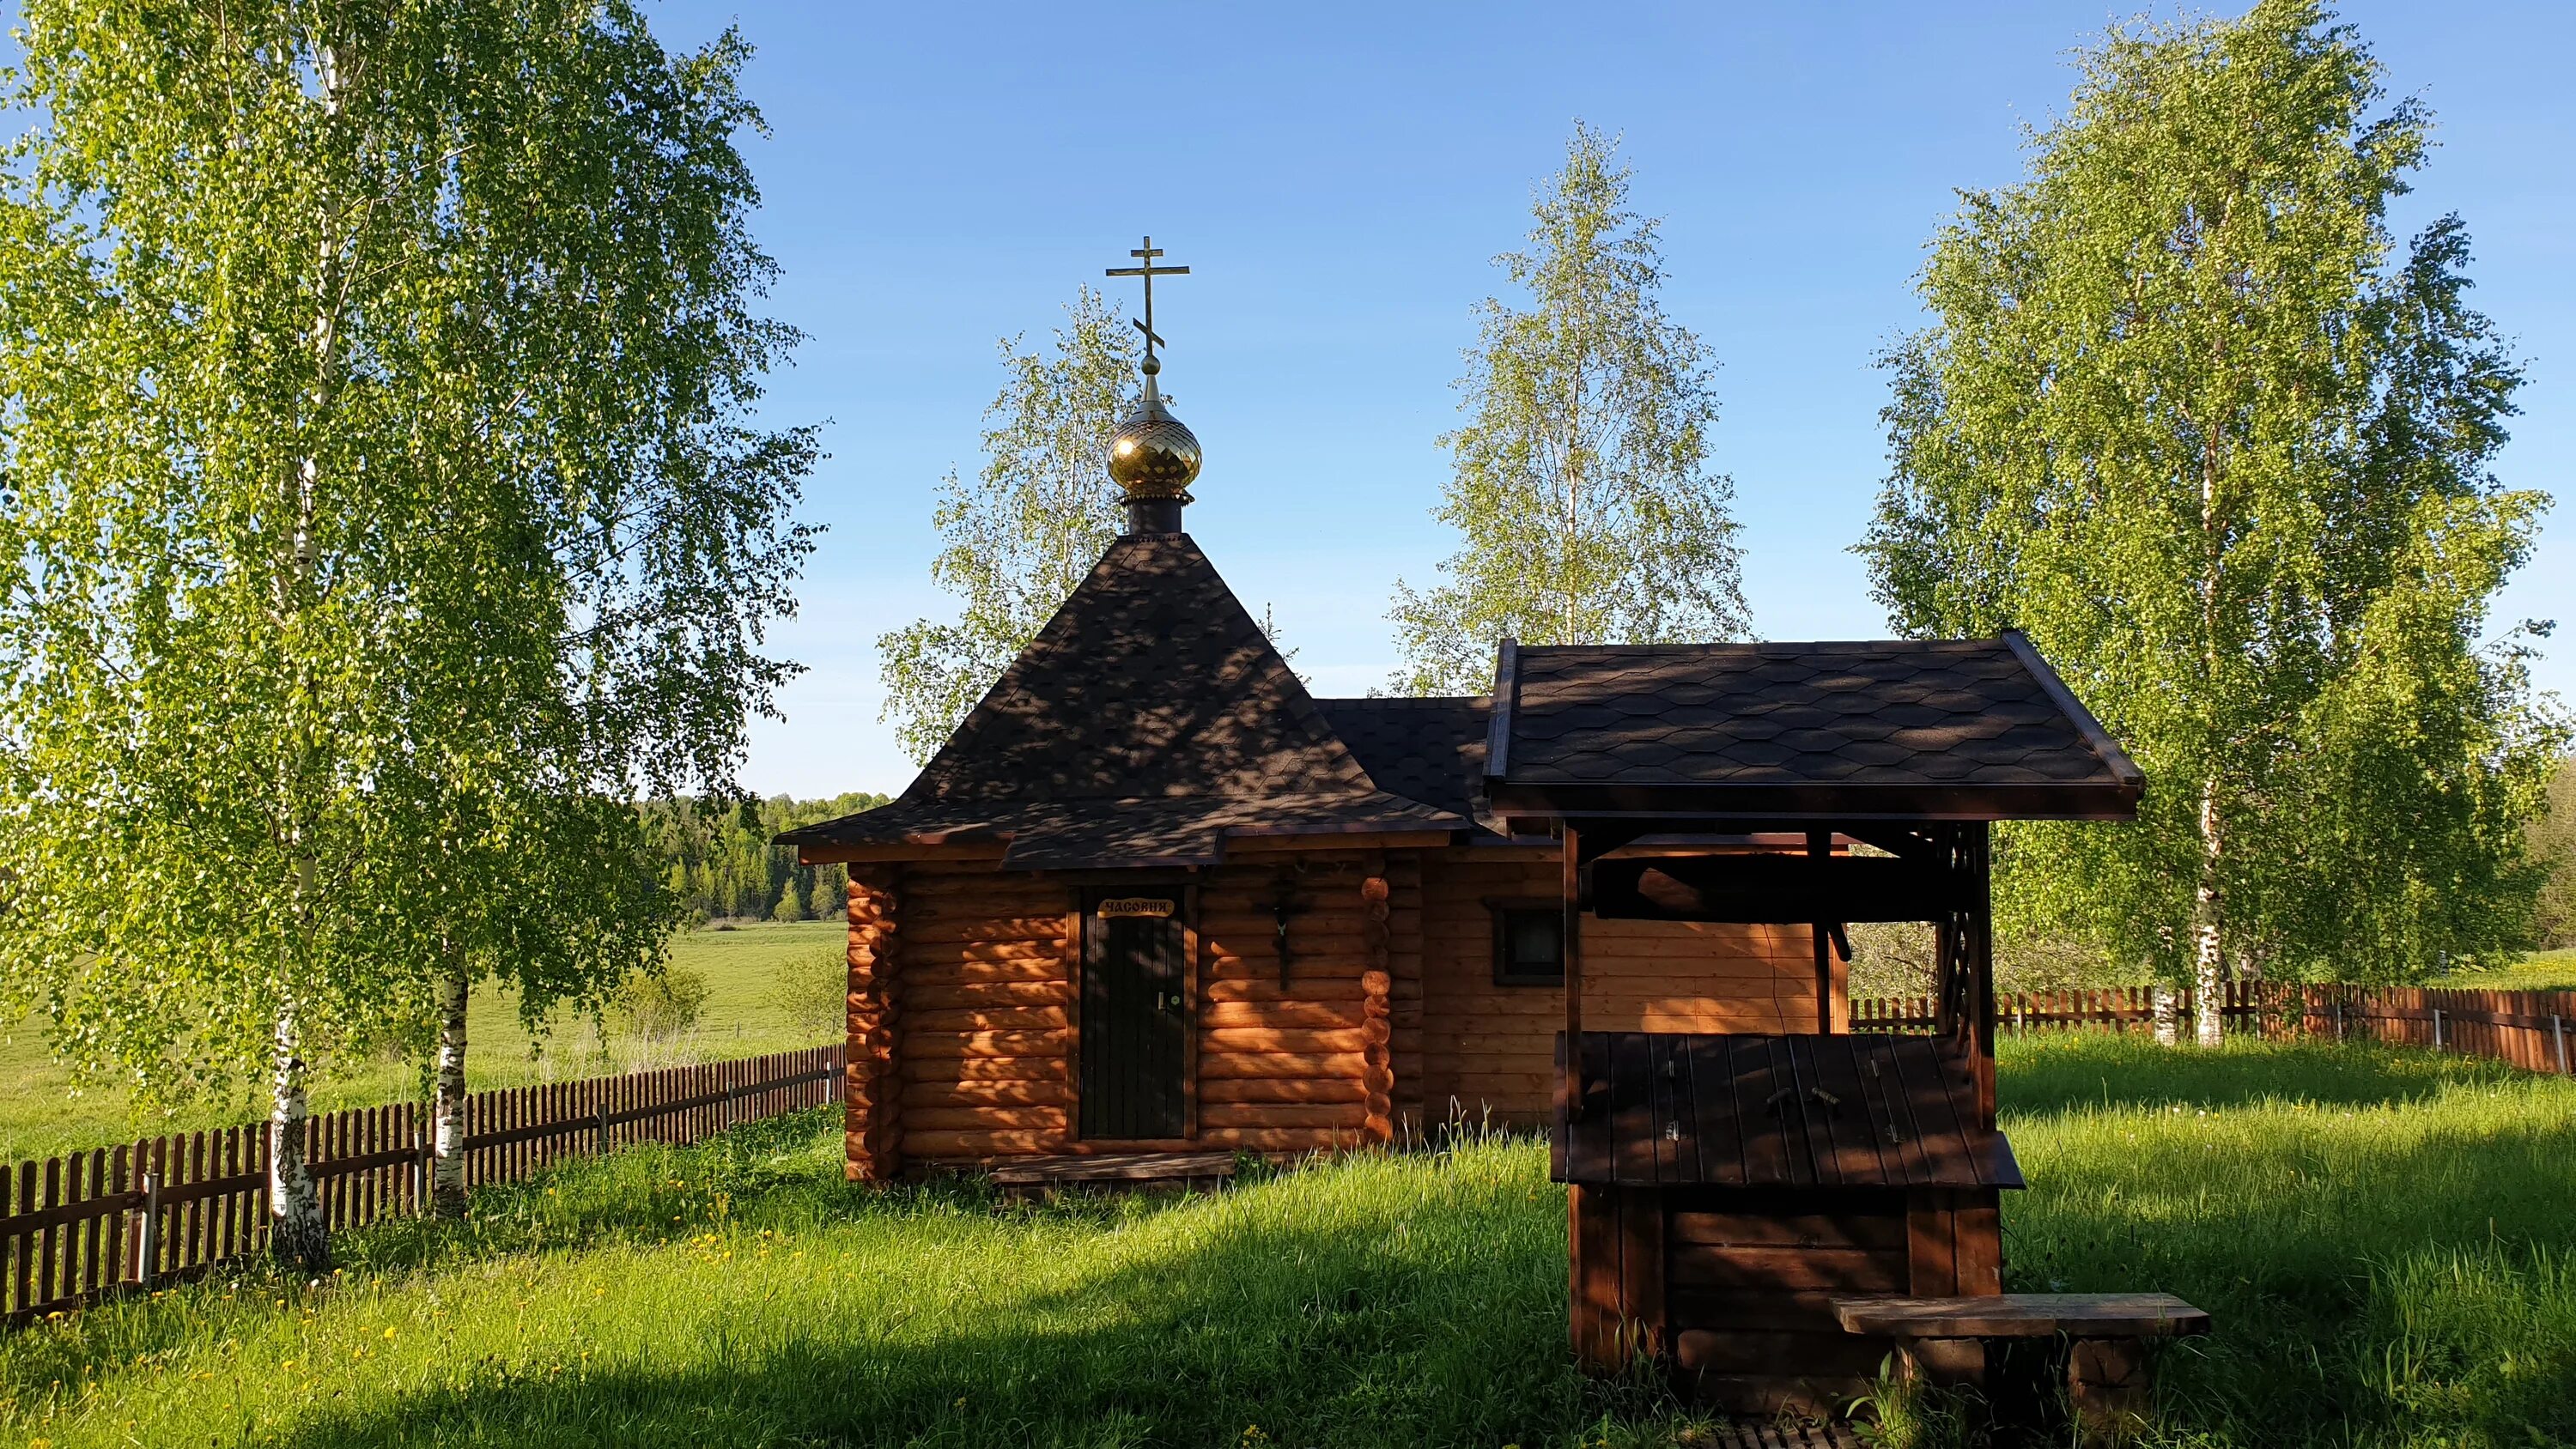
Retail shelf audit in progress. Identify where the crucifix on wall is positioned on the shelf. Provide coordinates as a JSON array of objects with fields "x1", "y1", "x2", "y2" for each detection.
[{"x1": 1267, "y1": 866, "x2": 1309, "y2": 989}]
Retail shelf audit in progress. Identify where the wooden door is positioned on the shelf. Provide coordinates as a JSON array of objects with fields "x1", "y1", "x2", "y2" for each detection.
[{"x1": 1078, "y1": 894, "x2": 1188, "y2": 1139}]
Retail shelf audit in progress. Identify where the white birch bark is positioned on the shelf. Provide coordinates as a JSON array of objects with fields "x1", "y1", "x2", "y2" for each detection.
[
  {"x1": 2191, "y1": 786, "x2": 2227, "y2": 1049},
  {"x1": 267, "y1": 1004, "x2": 329, "y2": 1272},
  {"x1": 430, "y1": 961, "x2": 471, "y2": 1216}
]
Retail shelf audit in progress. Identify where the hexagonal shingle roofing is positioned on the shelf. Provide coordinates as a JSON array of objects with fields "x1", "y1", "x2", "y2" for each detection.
[
  {"x1": 1485, "y1": 638, "x2": 2142, "y2": 822},
  {"x1": 777, "y1": 532, "x2": 1466, "y2": 868}
]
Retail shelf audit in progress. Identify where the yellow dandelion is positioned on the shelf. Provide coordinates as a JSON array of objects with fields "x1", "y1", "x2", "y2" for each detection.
[{"x1": 383, "y1": 1326, "x2": 398, "y2": 1340}]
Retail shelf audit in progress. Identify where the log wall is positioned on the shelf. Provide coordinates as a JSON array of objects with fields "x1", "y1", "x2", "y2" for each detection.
[
  {"x1": 1194, "y1": 853, "x2": 1384, "y2": 1152},
  {"x1": 888, "y1": 870, "x2": 1075, "y2": 1163},
  {"x1": 1421, "y1": 851, "x2": 1838, "y2": 1127},
  {"x1": 854, "y1": 846, "x2": 1844, "y2": 1170},
  {"x1": 845, "y1": 869, "x2": 902, "y2": 1182},
  {"x1": 873, "y1": 852, "x2": 1408, "y2": 1167}
]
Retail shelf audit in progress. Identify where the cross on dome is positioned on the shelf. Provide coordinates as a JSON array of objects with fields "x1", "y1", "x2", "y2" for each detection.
[{"x1": 1104, "y1": 235, "x2": 1189, "y2": 374}]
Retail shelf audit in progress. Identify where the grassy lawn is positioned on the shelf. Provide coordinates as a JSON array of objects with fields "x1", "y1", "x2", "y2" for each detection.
[
  {"x1": 0, "y1": 920, "x2": 847, "y2": 1163},
  {"x1": 2434, "y1": 947, "x2": 2576, "y2": 993},
  {"x1": 4, "y1": 1034, "x2": 2572, "y2": 1447}
]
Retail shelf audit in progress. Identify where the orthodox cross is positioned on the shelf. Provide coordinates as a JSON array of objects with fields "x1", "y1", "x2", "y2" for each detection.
[{"x1": 1104, "y1": 235, "x2": 1189, "y2": 368}]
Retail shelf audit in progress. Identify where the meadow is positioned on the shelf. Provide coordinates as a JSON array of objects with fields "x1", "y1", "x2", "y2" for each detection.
[
  {"x1": 2435, "y1": 946, "x2": 2576, "y2": 993},
  {"x1": 0, "y1": 921, "x2": 848, "y2": 1162},
  {"x1": 3, "y1": 1033, "x2": 2571, "y2": 1449}
]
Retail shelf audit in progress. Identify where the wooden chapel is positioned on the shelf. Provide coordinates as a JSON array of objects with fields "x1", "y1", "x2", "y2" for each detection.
[{"x1": 782, "y1": 241, "x2": 2148, "y2": 1413}]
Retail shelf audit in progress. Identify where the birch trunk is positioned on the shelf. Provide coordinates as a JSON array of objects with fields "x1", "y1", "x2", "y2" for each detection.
[
  {"x1": 267, "y1": 1005, "x2": 330, "y2": 1273},
  {"x1": 2151, "y1": 985, "x2": 2180, "y2": 1046},
  {"x1": 266, "y1": 38, "x2": 353, "y2": 1269},
  {"x1": 2191, "y1": 785, "x2": 2227, "y2": 1049},
  {"x1": 429, "y1": 961, "x2": 470, "y2": 1217}
]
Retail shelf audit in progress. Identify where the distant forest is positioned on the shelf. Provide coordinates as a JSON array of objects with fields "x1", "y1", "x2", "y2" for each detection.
[{"x1": 641, "y1": 793, "x2": 890, "y2": 925}]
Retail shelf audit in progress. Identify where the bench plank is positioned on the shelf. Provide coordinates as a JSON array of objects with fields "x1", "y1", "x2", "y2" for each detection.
[{"x1": 1831, "y1": 1292, "x2": 2208, "y2": 1338}]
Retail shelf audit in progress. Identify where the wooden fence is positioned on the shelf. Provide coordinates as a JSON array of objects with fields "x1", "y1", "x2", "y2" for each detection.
[
  {"x1": 1852, "y1": 981, "x2": 2576, "y2": 1076},
  {"x1": 1, "y1": 1042, "x2": 841, "y2": 1326}
]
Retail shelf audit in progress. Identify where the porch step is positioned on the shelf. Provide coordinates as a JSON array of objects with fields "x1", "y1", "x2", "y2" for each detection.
[
  {"x1": 1710, "y1": 1417, "x2": 1857, "y2": 1448},
  {"x1": 988, "y1": 1150, "x2": 1237, "y2": 1194}
]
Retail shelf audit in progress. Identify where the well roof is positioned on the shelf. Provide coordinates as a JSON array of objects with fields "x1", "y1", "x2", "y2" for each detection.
[{"x1": 1485, "y1": 636, "x2": 2142, "y2": 822}]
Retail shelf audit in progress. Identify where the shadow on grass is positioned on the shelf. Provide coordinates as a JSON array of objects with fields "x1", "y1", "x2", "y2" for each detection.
[{"x1": 255, "y1": 1149, "x2": 1674, "y2": 1449}]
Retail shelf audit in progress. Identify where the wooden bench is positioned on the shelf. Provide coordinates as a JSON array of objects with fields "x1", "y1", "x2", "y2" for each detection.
[
  {"x1": 1832, "y1": 1293, "x2": 2209, "y2": 1444},
  {"x1": 987, "y1": 1150, "x2": 1236, "y2": 1201}
]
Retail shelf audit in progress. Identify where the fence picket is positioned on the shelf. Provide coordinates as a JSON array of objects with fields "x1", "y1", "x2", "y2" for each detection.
[{"x1": 1, "y1": 1042, "x2": 841, "y2": 1326}]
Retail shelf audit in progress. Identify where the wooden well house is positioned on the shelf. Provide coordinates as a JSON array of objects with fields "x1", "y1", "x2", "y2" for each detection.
[
  {"x1": 1479, "y1": 641, "x2": 2144, "y2": 1410},
  {"x1": 783, "y1": 258, "x2": 2147, "y2": 1414}
]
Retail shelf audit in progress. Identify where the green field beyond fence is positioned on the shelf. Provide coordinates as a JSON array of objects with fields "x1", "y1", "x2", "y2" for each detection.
[
  {"x1": 0, "y1": 1034, "x2": 2567, "y2": 1449},
  {"x1": 0, "y1": 920, "x2": 848, "y2": 1163}
]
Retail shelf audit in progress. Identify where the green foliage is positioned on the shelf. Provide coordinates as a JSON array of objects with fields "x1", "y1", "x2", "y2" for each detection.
[
  {"x1": 1391, "y1": 123, "x2": 1747, "y2": 694},
  {"x1": 636, "y1": 793, "x2": 880, "y2": 925},
  {"x1": 2528, "y1": 758, "x2": 2576, "y2": 949},
  {"x1": 878, "y1": 288, "x2": 1137, "y2": 762},
  {"x1": 609, "y1": 966, "x2": 711, "y2": 1044},
  {"x1": 1860, "y1": 0, "x2": 2561, "y2": 986},
  {"x1": 1846, "y1": 1358, "x2": 1971, "y2": 1449},
  {"x1": 0, "y1": 1, "x2": 814, "y2": 1136},
  {"x1": 765, "y1": 941, "x2": 852, "y2": 1040},
  {"x1": 8, "y1": 1035, "x2": 2576, "y2": 1446}
]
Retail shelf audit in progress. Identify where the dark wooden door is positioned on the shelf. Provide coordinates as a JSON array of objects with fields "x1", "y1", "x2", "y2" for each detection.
[{"x1": 1078, "y1": 896, "x2": 1187, "y2": 1140}]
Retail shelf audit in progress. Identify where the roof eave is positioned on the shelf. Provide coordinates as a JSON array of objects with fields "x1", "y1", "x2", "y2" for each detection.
[
  {"x1": 1488, "y1": 779, "x2": 2145, "y2": 824},
  {"x1": 2001, "y1": 629, "x2": 2146, "y2": 790}
]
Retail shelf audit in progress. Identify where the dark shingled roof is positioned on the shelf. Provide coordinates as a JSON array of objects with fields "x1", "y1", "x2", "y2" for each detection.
[
  {"x1": 780, "y1": 534, "x2": 1463, "y2": 867},
  {"x1": 1487, "y1": 636, "x2": 2142, "y2": 822},
  {"x1": 1312, "y1": 696, "x2": 1497, "y2": 833}
]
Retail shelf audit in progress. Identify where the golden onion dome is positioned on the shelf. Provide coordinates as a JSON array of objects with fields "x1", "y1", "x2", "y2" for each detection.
[{"x1": 1107, "y1": 371, "x2": 1201, "y2": 501}]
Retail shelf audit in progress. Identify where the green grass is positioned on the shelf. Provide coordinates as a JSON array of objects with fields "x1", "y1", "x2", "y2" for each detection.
[
  {"x1": 5, "y1": 1033, "x2": 2573, "y2": 1447},
  {"x1": 2434, "y1": 947, "x2": 2576, "y2": 993},
  {"x1": 0, "y1": 921, "x2": 847, "y2": 1162},
  {"x1": 2002, "y1": 1033, "x2": 2576, "y2": 1446}
]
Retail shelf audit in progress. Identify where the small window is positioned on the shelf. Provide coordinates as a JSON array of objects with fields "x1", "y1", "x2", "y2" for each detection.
[{"x1": 1492, "y1": 906, "x2": 1564, "y2": 986}]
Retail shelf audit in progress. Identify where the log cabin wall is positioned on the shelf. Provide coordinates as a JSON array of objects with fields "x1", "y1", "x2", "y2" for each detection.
[
  {"x1": 847, "y1": 850, "x2": 1425, "y2": 1173},
  {"x1": 844, "y1": 846, "x2": 1845, "y2": 1173},
  {"x1": 1195, "y1": 852, "x2": 1389, "y2": 1152},
  {"x1": 1420, "y1": 851, "x2": 1844, "y2": 1127},
  {"x1": 845, "y1": 869, "x2": 904, "y2": 1182},
  {"x1": 889, "y1": 868, "x2": 1074, "y2": 1164}
]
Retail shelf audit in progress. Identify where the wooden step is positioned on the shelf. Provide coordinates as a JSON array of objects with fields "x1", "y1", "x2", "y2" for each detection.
[{"x1": 987, "y1": 1150, "x2": 1237, "y2": 1188}]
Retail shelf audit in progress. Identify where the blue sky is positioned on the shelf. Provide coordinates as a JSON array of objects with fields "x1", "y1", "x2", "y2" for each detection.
[{"x1": 646, "y1": 2, "x2": 2576, "y2": 800}]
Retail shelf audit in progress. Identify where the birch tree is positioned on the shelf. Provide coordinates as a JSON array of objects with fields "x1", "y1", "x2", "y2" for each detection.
[
  {"x1": 0, "y1": 1, "x2": 814, "y2": 1261},
  {"x1": 1862, "y1": 0, "x2": 2558, "y2": 1037},
  {"x1": 878, "y1": 288, "x2": 1135, "y2": 761},
  {"x1": 1390, "y1": 124, "x2": 1747, "y2": 695}
]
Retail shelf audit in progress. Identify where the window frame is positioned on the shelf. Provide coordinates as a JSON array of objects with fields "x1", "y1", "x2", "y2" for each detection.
[{"x1": 1487, "y1": 898, "x2": 1567, "y2": 987}]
